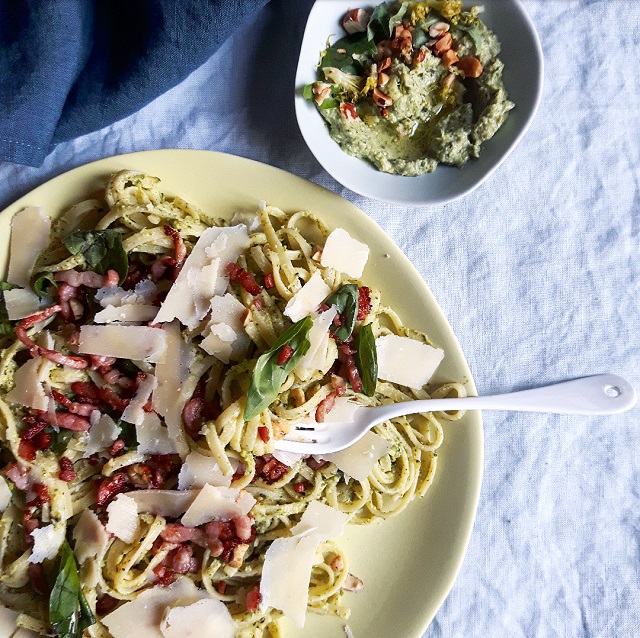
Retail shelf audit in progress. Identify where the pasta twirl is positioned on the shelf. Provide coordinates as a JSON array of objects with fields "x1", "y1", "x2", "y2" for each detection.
[{"x1": 0, "y1": 171, "x2": 466, "y2": 638}]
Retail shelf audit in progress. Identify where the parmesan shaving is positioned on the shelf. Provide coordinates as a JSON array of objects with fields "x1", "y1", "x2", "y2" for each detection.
[
  {"x1": 3, "y1": 288, "x2": 40, "y2": 321},
  {"x1": 271, "y1": 450, "x2": 305, "y2": 467},
  {"x1": 201, "y1": 293, "x2": 250, "y2": 364},
  {"x1": 29, "y1": 522, "x2": 66, "y2": 563},
  {"x1": 160, "y1": 598, "x2": 235, "y2": 638},
  {"x1": 376, "y1": 334, "x2": 444, "y2": 389},
  {"x1": 83, "y1": 412, "x2": 120, "y2": 457},
  {"x1": 0, "y1": 604, "x2": 19, "y2": 638},
  {"x1": 320, "y1": 228, "x2": 369, "y2": 278},
  {"x1": 260, "y1": 535, "x2": 319, "y2": 629},
  {"x1": 93, "y1": 304, "x2": 158, "y2": 324},
  {"x1": 324, "y1": 396, "x2": 361, "y2": 423},
  {"x1": 106, "y1": 494, "x2": 139, "y2": 543},
  {"x1": 72, "y1": 509, "x2": 109, "y2": 564},
  {"x1": 295, "y1": 308, "x2": 337, "y2": 374},
  {"x1": 177, "y1": 451, "x2": 234, "y2": 490},
  {"x1": 5, "y1": 356, "x2": 49, "y2": 412},
  {"x1": 154, "y1": 225, "x2": 249, "y2": 329},
  {"x1": 289, "y1": 500, "x2": 349, "y2": 540},
  {"x1": 136, "y1": 412, "x2": 179, "y2": 455},
  {"x1": 102, "y1": 577, "x2": 209, "y2": 638},
  {"x1": 7, "y1": 206, "x2": 51, "y2": 288},
  {"x1": 95, "y1": 279, "x2": 158, "y2": 307},
  {"x1": 79, "y1": 325, "x2": 168, "y2": 363},
  {"x1": 283, "y1": 272, "x2": 331, "y2": 322},
  {"x1": 152, "y1": 322, "x2": 194, "y2": 458},
  {"x1": 0, "y1": 476, "x2": 11, "y2": 513},
  {"x1": 122, "y1": 374, "x2": 158, "y2": 425},
  {"x1": 231, "y1": 210, "x2": 262, "y2": 232},
  {"x1": 261, "y1": 502, "x2": 348, "y2": 627},
  {"x1": 181, "y1": 485, "x2": 256, "y2": 527},
  {"x1": 126, "y1": 490, "x2": 198, "y2": 518},
  {"x1": 322, "y1": 431, "x2": 392, "y2": 483}
]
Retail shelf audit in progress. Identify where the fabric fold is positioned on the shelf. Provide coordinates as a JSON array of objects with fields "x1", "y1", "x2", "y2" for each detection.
[{"x1": 0, "y1": 0, "x2": 269, "y2": 166}]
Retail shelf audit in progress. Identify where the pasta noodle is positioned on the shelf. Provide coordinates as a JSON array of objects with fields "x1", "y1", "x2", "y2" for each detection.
[{"x1": 0, "y1": 171, "x2": 466, "y2": 637}]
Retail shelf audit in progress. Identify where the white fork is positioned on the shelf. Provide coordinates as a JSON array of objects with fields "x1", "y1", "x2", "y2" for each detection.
[{"x1": 273, "y1": 374, "x2": 637, "y2": 455}]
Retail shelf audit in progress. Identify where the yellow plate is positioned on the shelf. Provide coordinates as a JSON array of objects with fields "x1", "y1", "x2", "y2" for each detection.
[{"x1": 0, "y1": 150, "x2": 483, "y2": 637}]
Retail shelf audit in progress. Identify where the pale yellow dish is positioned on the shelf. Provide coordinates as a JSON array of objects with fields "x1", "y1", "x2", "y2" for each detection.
[{"x1": 0, "y1": 150, "x2": 483, "y2": 638}]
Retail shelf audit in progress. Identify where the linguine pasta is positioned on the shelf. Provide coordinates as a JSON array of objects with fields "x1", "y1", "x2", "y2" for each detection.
[{"x1": 0, "y1": 171, "x2": 466, "y2": 638}]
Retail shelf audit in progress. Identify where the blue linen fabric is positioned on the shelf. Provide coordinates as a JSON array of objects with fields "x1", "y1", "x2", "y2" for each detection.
[
  {"x1": 0, "y1": 0, "x2": 269, "y2": 166},
  {"x1": 0, "y1": 1, "x2": 639, "y2": 637}
]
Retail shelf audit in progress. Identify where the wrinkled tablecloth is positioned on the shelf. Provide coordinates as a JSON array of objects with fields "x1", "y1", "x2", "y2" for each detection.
[{"x1": 0, "y1": 1, "x2": 638, "y2": 636}]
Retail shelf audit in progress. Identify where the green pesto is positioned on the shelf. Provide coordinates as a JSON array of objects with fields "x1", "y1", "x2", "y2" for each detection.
[{"x1": 319, "y1": 11, "x2": 514, "y2": 176}]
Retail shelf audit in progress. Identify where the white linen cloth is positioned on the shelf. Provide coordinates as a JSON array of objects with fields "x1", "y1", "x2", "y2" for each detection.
[{"x1": 0, "y1": 1, "x2": 637, "y2": 636}]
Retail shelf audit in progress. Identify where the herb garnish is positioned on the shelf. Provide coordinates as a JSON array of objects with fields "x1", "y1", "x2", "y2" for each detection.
[
  {"x1": 302, "y1": 84, "x2": 339, "y2": 109},
  {"x1": 32, "y1": 272, "x2": 58, "y2": 300},
  {"x1": 117, "y1": 420, "x2": 138, "y2": 450},
  {"x1": 49, "y1": 428, "x2": 75, "y2": 454},
  {"x1": 244, "y1": 317, "x2": 313, "y2": 420},
  {"x1": 49, "y1": 541, "x2": 95, "y2": 638},
  {"x1": 320, "y1": 32, "x2": 376, "y2": 75},
  {"x1": 0, "y1": 281, "x2": 18, "y2": 336},
  {"x1": 355, "y1": 324, "x2": 378, "y2": 396},
  {"x1": 63, "y1": 230, "x2": 128, "y2": 284},
  {"x1": 325, "y1": 284, "x2": 359, "y2": 342}
]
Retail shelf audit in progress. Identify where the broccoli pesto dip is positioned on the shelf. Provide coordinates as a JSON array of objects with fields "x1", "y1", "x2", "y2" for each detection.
[{"x1": 304, "y1": 0, "x2": 514, "y2": 176}]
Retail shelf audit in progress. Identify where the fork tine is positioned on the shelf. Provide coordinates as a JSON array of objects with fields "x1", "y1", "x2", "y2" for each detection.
[{"x1": 273, "y1": 437, "x2": 319, "y2": 453}]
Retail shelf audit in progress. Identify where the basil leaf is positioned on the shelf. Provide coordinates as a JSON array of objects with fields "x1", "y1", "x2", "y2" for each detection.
[
  {"x1": 48, "y1": 428, "x2": 75, "y2": 454},
  {"x1": 325, "y1": 284, "x2": 358, "y2": 342},
  {"x1": 49, "y1": 541, "x2": 95, "y2": 638},
  {"x1": 0, "y1": 281, "x2": 18, "y2": 337},
  {"x1": 319, "y1": 97, "x2": 339, "y2": 109},
  {"x1": 367, "y1": 3, "x2": 390, "y2": 40},
  {"x1": 321, "y1": 33, "x2": 376, "y2": 74},
  {"x1": 303, "y1": 84, "x2": 339, "y2": 109},
  {"x1": 244, "y1": 317, "x2": 313, "y2": 420},
  {"x1": 412, "y1": 25, "x2": 429, "y2": 48},
  {"x1": 33, "y1": 272, "x2": 58, "y2": 299},
  {"x1": 388, "y1": 1, "x2": 409, "y2": 37},
  {"x1": 63, "y1": 230, "x2": 128, "y2": 283},
  {"x1": 117, "y1": 420, "x2": 138, "y2": 450},
  {"x1": 453, "y1": 16, "x2": 485, "y2": 54},
  {"x1": 355, "y1": 324, "x2": 378, "y2": 397}
]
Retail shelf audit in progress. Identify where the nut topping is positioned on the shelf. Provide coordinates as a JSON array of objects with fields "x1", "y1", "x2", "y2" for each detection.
[
  {"x1": 428, "y1": 21, "x2": 450, "y2": 38},
  {"x1": 443, "y1": 73, "x2": 456, "y2": 89},
  {"x1": 456, "y1": 55, "x2": 484, "y2": 78},
  {"x1": 441, "y1": 49, "x2": 459, "y2": 68},
  {"x1": 372, "y1": 88, "x2": 393, "y2": 107},
  {"x1": 312, "y1": 82, "x2": 332, "y2": 106},
  {"x1": 434, "y1": 32, "x2": 453, "y2": 55}
]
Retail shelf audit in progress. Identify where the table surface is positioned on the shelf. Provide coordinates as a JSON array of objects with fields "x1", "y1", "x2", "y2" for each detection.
[{"x1": 1, "y1": 1, "x2": 638, "y2": 636}]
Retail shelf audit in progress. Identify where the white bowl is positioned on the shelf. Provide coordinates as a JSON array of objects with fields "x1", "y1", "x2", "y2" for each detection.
[{"x1": 295, "y1": 0, "x2": 544, "y2": 205}]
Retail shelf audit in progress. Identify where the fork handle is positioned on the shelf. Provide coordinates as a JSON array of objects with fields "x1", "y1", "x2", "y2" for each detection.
[{"x1": 377, "y1": 374, "x2": 636, "y2": 420}]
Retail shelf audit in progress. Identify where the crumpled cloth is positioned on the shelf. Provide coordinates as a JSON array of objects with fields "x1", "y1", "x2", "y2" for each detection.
[
  {"x1": 0, "y1": 1, "x2": 638, "y2": 637},
  {"x1": 0, "y1": 0, "x2": 269, "y2": 166}
]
